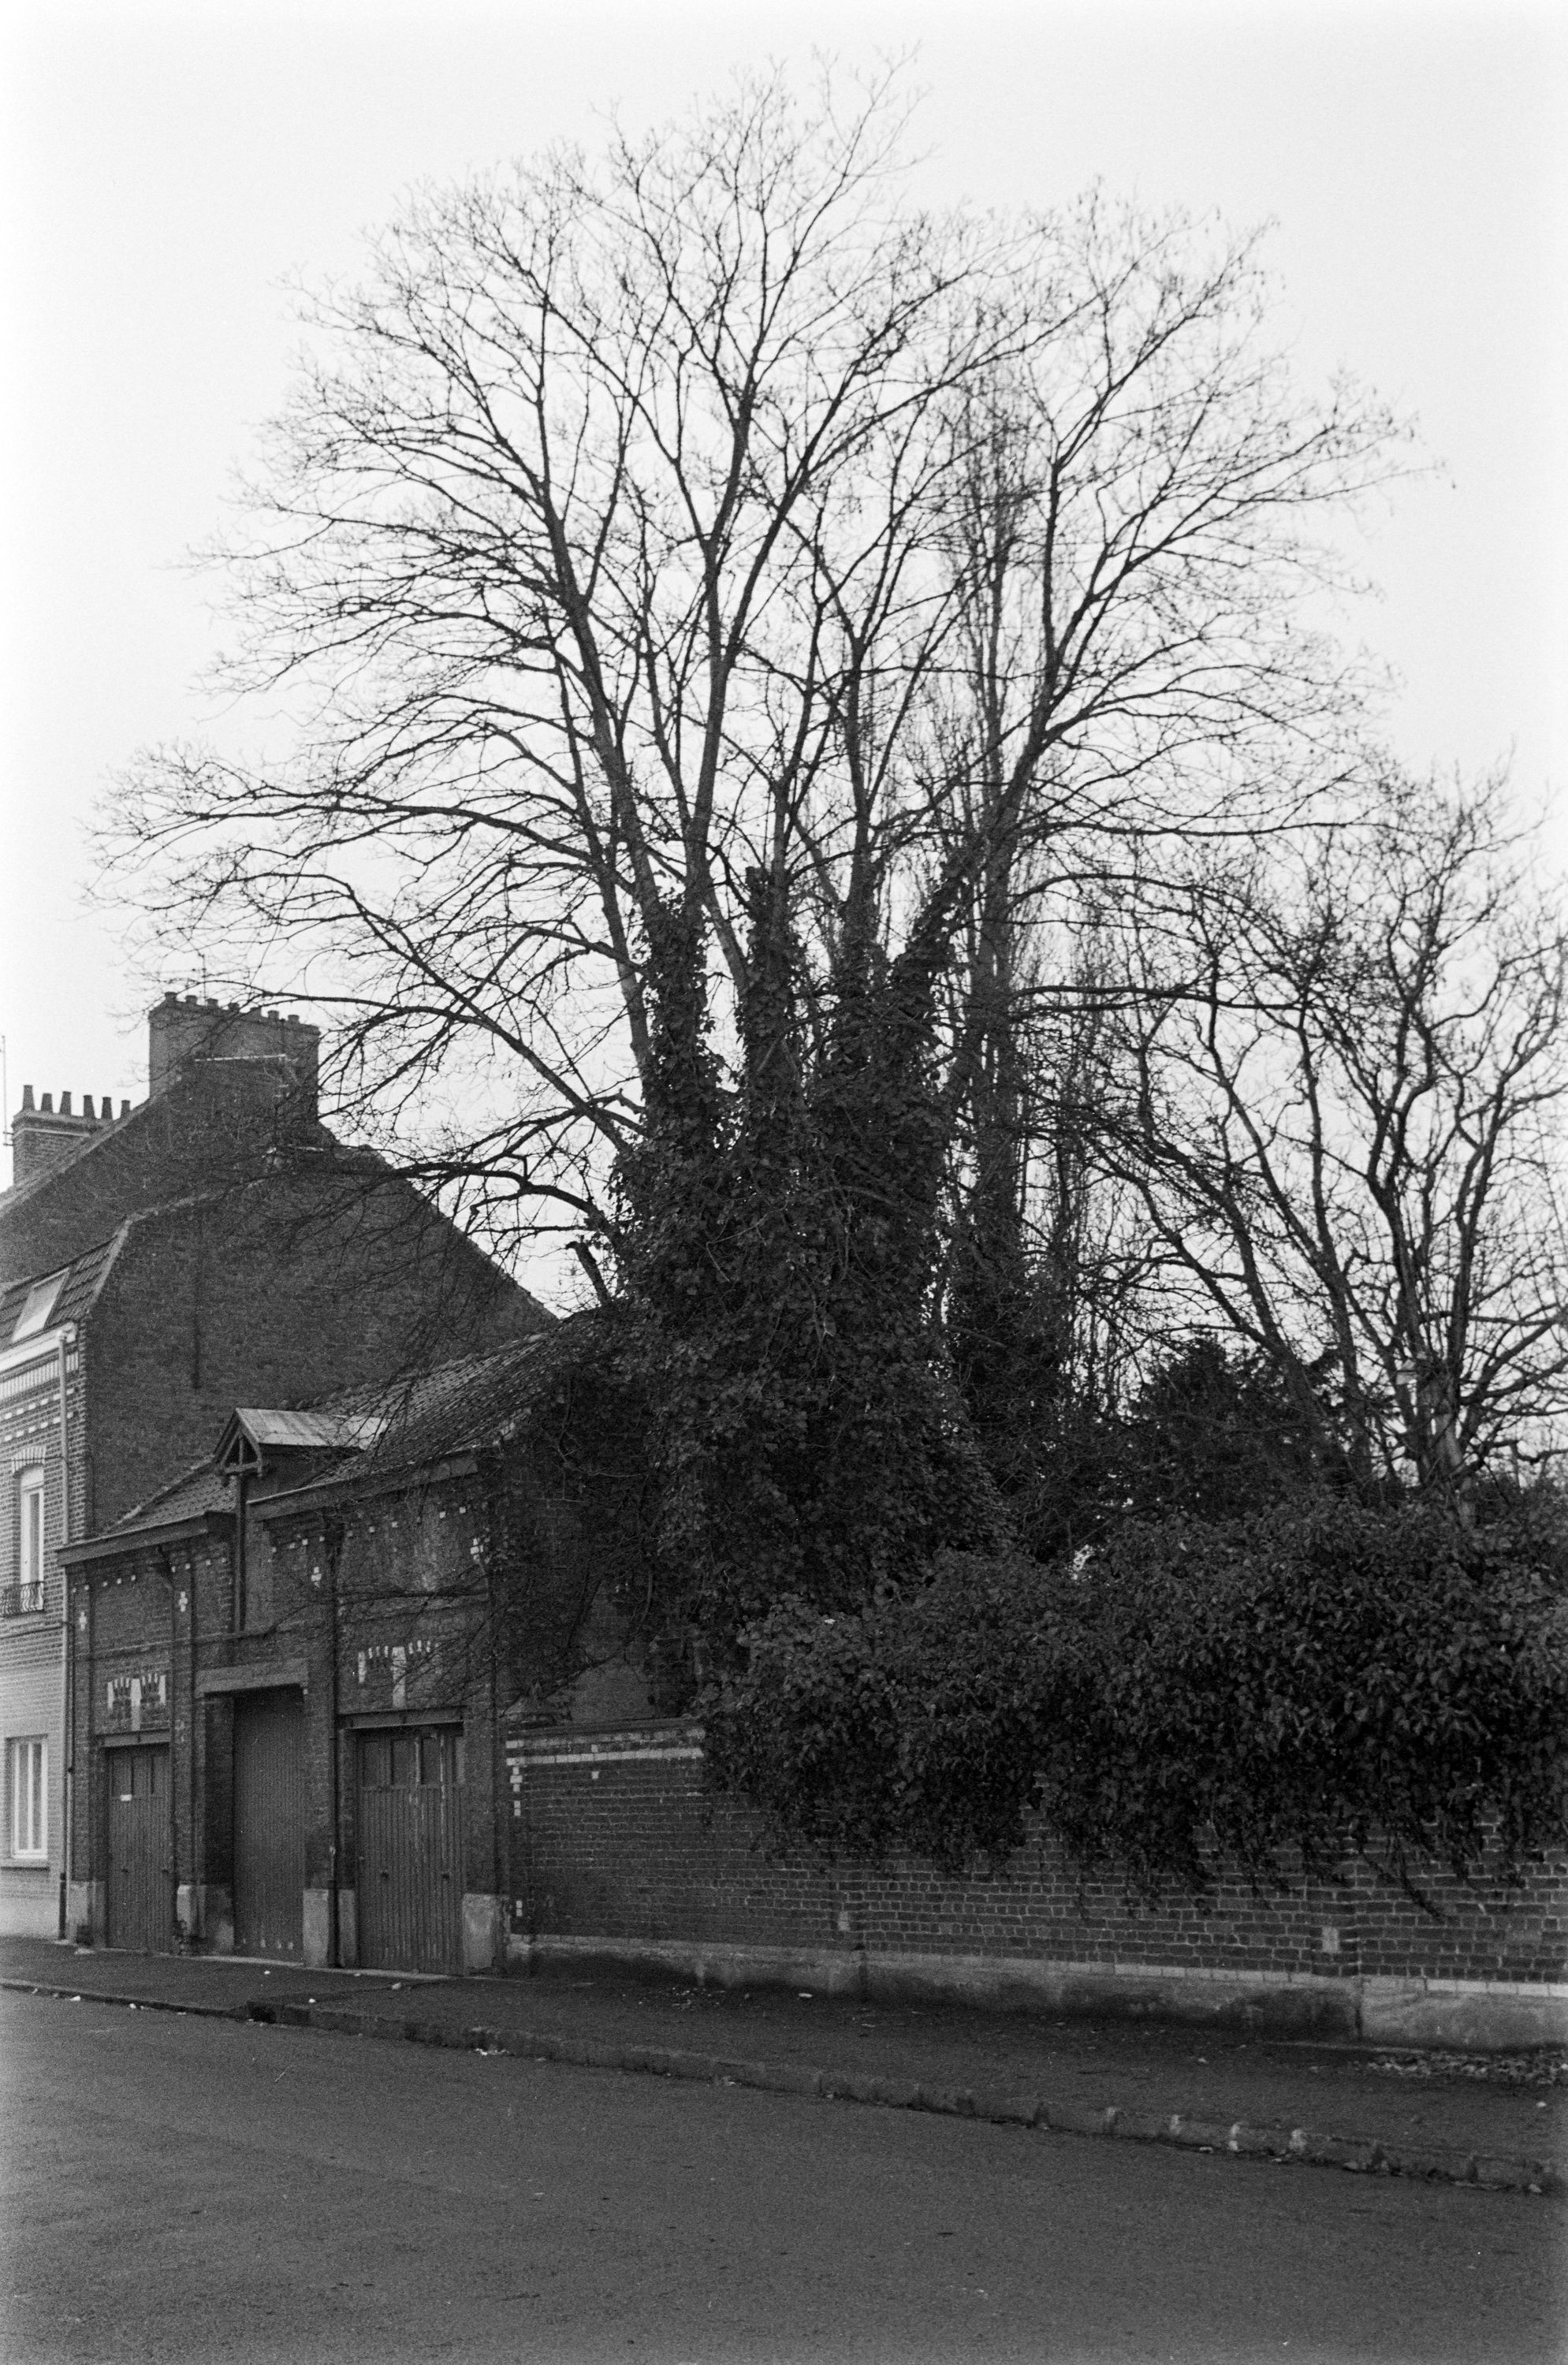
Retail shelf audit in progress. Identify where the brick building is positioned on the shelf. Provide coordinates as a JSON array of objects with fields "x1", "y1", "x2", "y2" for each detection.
[
  {"x1": 0, "y1": 996, "x2": 548, "y2": 1938},
  {"x1": 58, "y1": 1341, "x2": 600, "y2": 1974},
  {"x1": 10, "y1": 1000, "x2": 1561, "y2": 2042}
]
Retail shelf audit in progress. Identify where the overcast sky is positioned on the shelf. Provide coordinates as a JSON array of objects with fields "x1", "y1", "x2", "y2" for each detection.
[{"x1": 2, "y1": 0, "x2": 1563, "y2": 1189}]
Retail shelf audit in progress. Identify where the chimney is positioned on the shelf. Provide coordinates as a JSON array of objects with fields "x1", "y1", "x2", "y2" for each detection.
[
  {"x1": 9, "y1": 1080, "x2": 126, "y2": 1188},
  {"x1": 147, "y1": 993, "x2": 320, "y2": 1118}
]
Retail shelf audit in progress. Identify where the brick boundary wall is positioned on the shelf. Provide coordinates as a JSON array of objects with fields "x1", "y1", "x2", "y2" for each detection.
[{"x1": 505, "y1": 1725, "x2": 1568, "y2": 2050}]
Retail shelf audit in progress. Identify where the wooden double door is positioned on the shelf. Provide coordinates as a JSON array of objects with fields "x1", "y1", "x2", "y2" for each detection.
[
  {"x1": 106, "y1": 1745, "x2": 169, "y2": 1951},
  {"x1": 233, "y1": 1689, "x2": 305, "y2": 1958},
  {"x1": 356, "y1": 1725, "x2": 464, "y2": 1974}
]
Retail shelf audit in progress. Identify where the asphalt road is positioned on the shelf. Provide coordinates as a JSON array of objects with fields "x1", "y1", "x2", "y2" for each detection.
[{"x1": 1, "y1": 1993, "x2": 1560, "y2": 2365}]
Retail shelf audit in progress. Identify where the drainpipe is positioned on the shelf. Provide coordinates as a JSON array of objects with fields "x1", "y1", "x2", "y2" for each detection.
[
  {"x1": 84, "y1": 1578, "x2": 95, "y2": 1942},
  {"x1": 165, "y1": 1555, "x2": 179, "y2": 1946},
  {"x1": 55, "y1": 1327, "x2": 74, "y2": 1942},
  {"x1": 488, "y1": 1530, "x2": 501, "y2": 1975},
  {"x1": 326, "y1": 1518, "x2": 343, "y2": 1968},
  {"x1": 62, "y1": 1584, "x2": 76, "y2": 1944},
  {"x1": 233, "y1": 1471, "x2": 248, "y2": 1632},
  {"x1": 188, "y1": 1541, "x2": 199, "y2": 1948}
]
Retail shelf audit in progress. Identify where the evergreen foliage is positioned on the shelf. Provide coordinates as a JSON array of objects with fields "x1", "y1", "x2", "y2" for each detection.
[
  {"x1": 613, "y1": 881, "x2": 1004, "y2": 1691},
  {"x1": 706, "y1": 1498, "x2": 1568, "y2": 1894},
  {"x1": 1114, "y1": 1336, "x2": 1343, "y2": 1521}
]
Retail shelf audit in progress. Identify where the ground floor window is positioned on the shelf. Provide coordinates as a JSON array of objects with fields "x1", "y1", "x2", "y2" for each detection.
[
  {"x1": 9, "y1": 1736, "x2": 47, "y2": 1860},
  {"x1": 358, "y1": 1724, "x2": 464, "y2": 1789}
]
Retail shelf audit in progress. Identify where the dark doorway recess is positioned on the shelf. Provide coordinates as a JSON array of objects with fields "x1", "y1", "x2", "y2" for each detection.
[
  {"x1": 233, "y1": 1689, "x2": 305, "y2": 1957},
  {"x1": 106, "y1": 1745, "x2": 169, "y2": 1951},
  {"x1": 356, "y1": 1724, "x2": 464, "y2": 1974}
]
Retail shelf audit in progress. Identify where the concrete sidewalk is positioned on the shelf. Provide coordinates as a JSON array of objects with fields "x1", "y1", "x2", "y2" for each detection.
[{"x1": 4, "y1": 1935, "x2": 1560, "y2": 2196}]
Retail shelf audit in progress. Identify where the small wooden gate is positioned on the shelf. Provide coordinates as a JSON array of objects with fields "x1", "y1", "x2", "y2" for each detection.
[
  {"x1": 233, "y1": 1689, "x2": 305, "y2": 1958},
  {"x1": 356, "y1": 1726, "x2": 464, "y2": 1974},
  {"x1": 106, "y1": 1745, "x2": 169, "y2": 1951}
]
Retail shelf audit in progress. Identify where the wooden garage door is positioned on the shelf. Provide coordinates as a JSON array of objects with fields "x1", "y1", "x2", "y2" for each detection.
[
  {"x1": 356, "y1": 1726, "x2": 464, "y2": 1974},
  {"x1": 106, "y1": 1745, "x2": 169, "y2": 1952},
  {"x1": 233, "y1": 1689, "x2": 304, "y2": 1958}
]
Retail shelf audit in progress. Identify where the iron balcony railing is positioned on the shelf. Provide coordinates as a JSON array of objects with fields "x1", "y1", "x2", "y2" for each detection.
[{"x1": 2, "y1": 1581, "x2": 45, "y2": 1618}]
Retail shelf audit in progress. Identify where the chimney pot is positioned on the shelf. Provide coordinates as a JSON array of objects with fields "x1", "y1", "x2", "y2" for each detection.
[
  {"x1": 20, "y1": 1085, "x2": 35, "y2": 1112},
  {"x1": 59, "y1": 1092, "x2": 72, "y2": 1115},
  {"x1": 146, "y1": 993, "x2": 319, "y2": 1115},
  {"x1": 41, "y1": 1092, "x2": 54, "y2": 1114},
  {"x1": 120, "y1": 1099, "x2": 131, "y2": 1119},
  {"x1": 82, "y1": 1095, "x2": 95, "y2": 1120}
]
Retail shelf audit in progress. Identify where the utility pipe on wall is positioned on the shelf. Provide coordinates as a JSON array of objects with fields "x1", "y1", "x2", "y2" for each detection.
[
  {"x1": 55, "y1": 1327, "x2": 74, "y2": 1942},
  {"x1": 163, "y1": 1553, "x2": 179, "y2": 1945},
  {"x1": 188, "y1": 1540, "x2": 198, "y2": 1949},
  {"x1": 326, "y1": 1518, "x2": 343, "y2": 1968},
  {"x1": 233, "y1": 1470, "x2": 249, "y2": 1632}
]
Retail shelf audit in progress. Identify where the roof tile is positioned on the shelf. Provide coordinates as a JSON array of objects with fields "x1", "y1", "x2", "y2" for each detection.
[{"x1": 0, "y1": 1232, "x2": 122, "y2": 1344}]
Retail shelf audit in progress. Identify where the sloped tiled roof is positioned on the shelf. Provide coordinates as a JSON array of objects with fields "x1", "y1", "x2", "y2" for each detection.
[
  {"x1": 352, "y1": 1336, "x2": 558, "y2": 1470},
  {"x1": 72, "y1": 1329, "x2": 576, "y2": 1555},
  {"x1": 105, "y1": 1458, "x2": 236, "y2": 1536},
  {"x1": 233, "y1": 1331, "x2": 568, "y2": 1510},
  {"x1": 0, "y1": 1229, "x2": 125, "y2": 1345}
]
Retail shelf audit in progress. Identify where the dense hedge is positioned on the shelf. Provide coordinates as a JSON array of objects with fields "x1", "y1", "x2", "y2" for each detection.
[{"x1": 704, "y1": 1501, "x2": 1568, "y2": 1897}]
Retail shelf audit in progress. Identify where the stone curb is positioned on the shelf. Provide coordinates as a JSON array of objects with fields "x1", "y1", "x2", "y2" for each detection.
[
  {"x1": 4, "y1": 1977, "x2": 248, "y2": 2025},
  {"x1": 7, "y1": 1977, "x2": 1559, "y2": 2197}
]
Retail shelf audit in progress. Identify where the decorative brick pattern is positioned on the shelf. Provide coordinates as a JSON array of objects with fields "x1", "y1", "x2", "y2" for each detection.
[{"x1": 0, "y1": 1348, "x2": 83, "y2": 1929}]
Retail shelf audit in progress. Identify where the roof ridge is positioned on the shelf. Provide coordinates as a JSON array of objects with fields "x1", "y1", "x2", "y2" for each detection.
[{"x1": 300, "y1": 1336, "x2": 541, "y2": 1413}]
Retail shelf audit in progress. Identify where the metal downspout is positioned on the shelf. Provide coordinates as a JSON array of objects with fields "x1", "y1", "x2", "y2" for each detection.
[
  {"x1": 233, "y1": 1472, "x2": 248, "y2": 1632},
  {"x1": 327, "y1": 1520, "x2": 342, "y2": 1968},
  {"x1": 189, "y1": 1541, "x2": 198, "y2": 1946},
  {"x1": 166, "y1": 1557, "x2": 180, "y2": 1945},
  {"x1": 55, "y1": 1328, "x2": 73, "y2": 1941}
]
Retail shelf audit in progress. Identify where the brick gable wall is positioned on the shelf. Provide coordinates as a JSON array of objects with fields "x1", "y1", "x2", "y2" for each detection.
[
  {"x1": 0, "y1": 1064, "x2": 302, "y2": 1279},
  {"x1": 79, "y1": 1171, "x2": 542, "y2": 1532}
]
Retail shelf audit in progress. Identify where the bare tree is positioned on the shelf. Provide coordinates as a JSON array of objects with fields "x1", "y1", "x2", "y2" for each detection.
[
  {"x1": 107, "y1": 70, "x2": 1402, "y2": 1280},
  {"x1": 1097, "y1": 778, "x2": 1568, "y2": 1491}
]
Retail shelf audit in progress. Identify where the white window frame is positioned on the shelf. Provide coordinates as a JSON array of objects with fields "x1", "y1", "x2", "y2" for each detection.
[
  {"x1": 9, "y1": 1737, "x2": 47, "y2": 1861},
  {"x1": 12, "y1": 1272, "x2": 65, "y2": 1343},
  {"x1": 17, "y1": 1467, "x2": 46, "y2": 1614}
]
